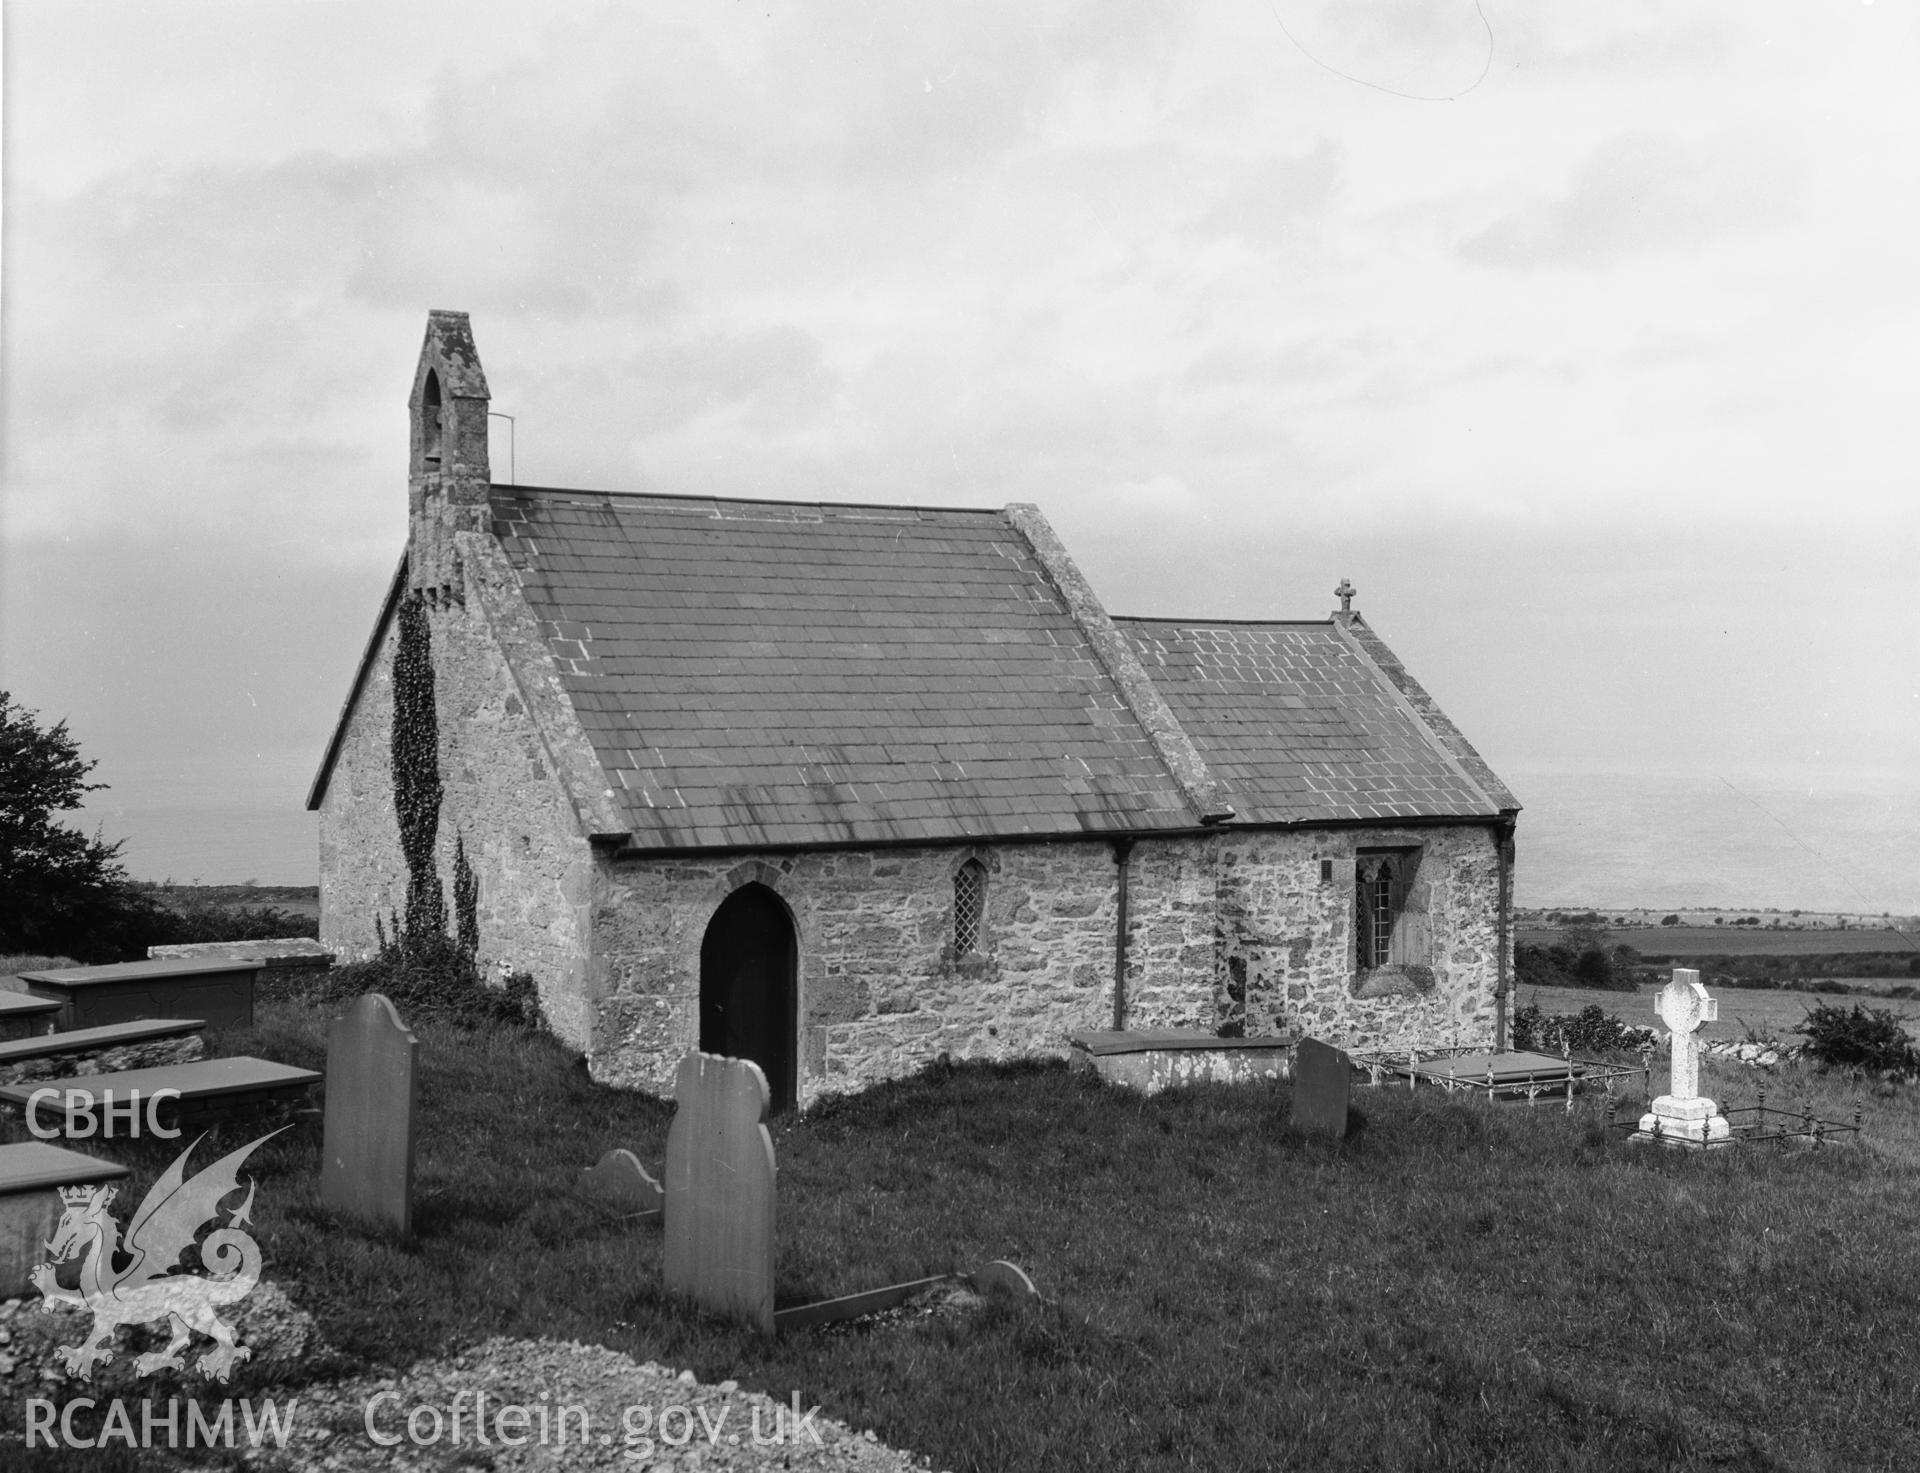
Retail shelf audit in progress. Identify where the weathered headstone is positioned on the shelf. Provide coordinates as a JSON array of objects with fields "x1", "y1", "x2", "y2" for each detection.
[
  {"x1": 577, "y1": 1148, "x2": 663, "y2": 1216},
  {"x1": 663, "y1": 1052, "x2": 776, "y2": 1336},
  {"x1": 321, "y1": 993, "x2": 418, "y2": 1232},
  {"x1": 1635, "y1": 969, "x2": 1732, "y2": 1148},
  {"x1": 1292, "y1": 1036, "x2": 1352, "y2": 1138}
]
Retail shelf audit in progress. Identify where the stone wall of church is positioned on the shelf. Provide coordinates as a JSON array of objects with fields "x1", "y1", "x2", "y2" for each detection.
[
  {"x1": 587, "y1": 837, "x2": 1224, "y2": 1104},
  {"x1": 583, "y1": 822, "x2": 1506, "y2": 1104},
  {"x1": 426, "y1": 587, "x2": 598, "y2": 1048},
  {"x1": 315, "y1": 614, "x2": 409, "y2": 965},
  {"x1": 315, "y1": 582, "x2": 597, "y2": 1049},
  {"x1": 1211, "y1": 824, "x2": 1505, "y2": 1053}
]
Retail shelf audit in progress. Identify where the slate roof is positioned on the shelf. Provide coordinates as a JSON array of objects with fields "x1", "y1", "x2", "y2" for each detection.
[
  {"x1": 489, "y1": 488, "x2": 1199, "y2": 849},
  {"x1": 1115, "y1": 618, "x2": 1513, "y2": 825},
  {"x1": 311, "y1": 486, "x2": 1516, "y2": 845}
]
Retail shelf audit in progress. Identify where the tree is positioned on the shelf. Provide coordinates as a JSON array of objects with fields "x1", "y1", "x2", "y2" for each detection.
[{"x1": 0, "y1": 691, "x2": 163, "y2": 961}]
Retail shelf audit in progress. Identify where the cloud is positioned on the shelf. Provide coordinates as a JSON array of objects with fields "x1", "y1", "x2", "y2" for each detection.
[
  {"x1": 1264, "y1": 0, "x2": 1494, "y2": 99},
  {"x1": 1197, "y1": 139, "x2": 1341, "y2": 247},
  {"x1": 1460, "y1": 130, "x2": 1806, "y2": 270},
  {"x1": 4, "y1": 0, "x2": 1914, "y2": 879}
]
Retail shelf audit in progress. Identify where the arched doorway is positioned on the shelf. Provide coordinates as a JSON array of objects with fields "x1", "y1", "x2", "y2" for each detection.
[{"x1": 698, "y1": 883, "x2": 798, "y2": 1112}]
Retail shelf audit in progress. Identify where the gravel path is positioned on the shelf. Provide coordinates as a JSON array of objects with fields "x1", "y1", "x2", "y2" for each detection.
[
  {"x1": 2, "y1": 1291, "x2": 942, "y2": 1473},
  {"x1": 228, "y1": 1338, "x2": 944, "y2": 1473}
]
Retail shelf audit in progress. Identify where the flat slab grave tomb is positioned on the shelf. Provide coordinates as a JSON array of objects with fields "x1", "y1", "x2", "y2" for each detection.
[
  {"x1": 0, "y1": 1057, "x2": 320, "y2": 1138},
  {"x1": 0, "y1": 1142, "x2": 128, "y2": 1297},
  {"x1": 0, "y1": 993, "x2": 63, "y2": 1042},
  {"x1": 0, "y1": 1019, "x2": 206, "y2": 1087},
  {"x1": 1068, "y1": 1029, "x2": 1297, "y2": 1094},
  {"x1": 1349, "y1": 1045, "x2": 1646, "y2": 1107},
  {"x1": 149, "y1": 939, "x2": 334, "y2": 997},
  {"x1": 18, "y1": 958, "x2": 260, "y2": 1032}
]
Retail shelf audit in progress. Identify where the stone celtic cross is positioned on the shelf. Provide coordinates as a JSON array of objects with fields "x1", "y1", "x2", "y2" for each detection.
[
  {"x1": 1655, "y1": 968, "x2": 1717, "y2": 1102},
  {"x1": 1335, "y1": 578, "x2": 1356, "y2": 614}
]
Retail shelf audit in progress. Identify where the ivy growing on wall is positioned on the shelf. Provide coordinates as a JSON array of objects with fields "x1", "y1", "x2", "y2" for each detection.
[
  {"x1": 454, "y1": 834, "x2": 480, "y2": 956},
  {"x1": 391, "y1": 591, "x2": 447, "y2": 947}
]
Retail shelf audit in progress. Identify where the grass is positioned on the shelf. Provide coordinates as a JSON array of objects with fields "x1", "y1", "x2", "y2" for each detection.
[{"x1": 11, "y1": 1000, "x2": 1920, "y2": 1471}]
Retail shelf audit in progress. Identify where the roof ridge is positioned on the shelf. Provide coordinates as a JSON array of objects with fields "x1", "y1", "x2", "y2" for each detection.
[
  {"x1": 1331, "y1": 617, "x2": 1521, "y2": 814},
  {"x1": 489, "y1": 483, "x2": 1008, "y2": 519},
  {"x1": 1112, "y1": 615, "x2": 1339, "y2": 629}
]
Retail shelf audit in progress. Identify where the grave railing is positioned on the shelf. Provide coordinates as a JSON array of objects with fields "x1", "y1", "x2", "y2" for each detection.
[
  {"x1": 1347, "y1": 1042, "x2": 1648, "y2": 1110},
  {"x1": 1605, "y1": 1089, "x2": 1863, "y2": 1147}
]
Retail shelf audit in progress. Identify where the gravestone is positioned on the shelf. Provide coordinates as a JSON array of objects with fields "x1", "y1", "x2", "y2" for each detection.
[
  {"x1": 577, "y1": 1148, "x2": 663, "y2": 1216},
  {"x1": 663, "y1": 1052, "x2": 776, "y2": 1337},
  {"x1": 1292, "y1": 1036, "x2": 1352, "y2": 1138},
  {"x1": 1635, "y1": 969, "x2": 1732, "y2": 1148},
  {"x1": 321, "y1": 993, "x2": 418, "y2": 1232}
]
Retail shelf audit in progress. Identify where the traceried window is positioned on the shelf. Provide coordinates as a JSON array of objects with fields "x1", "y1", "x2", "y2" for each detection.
[
  {"x1": 1354, "y1": 848, "x2": 1432, "y2": 994},
  {"x1": 954, "y1": 859, "x2": 987, "y2": 956}
]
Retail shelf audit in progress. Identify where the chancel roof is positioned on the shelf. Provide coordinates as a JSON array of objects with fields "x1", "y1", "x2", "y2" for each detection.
[{"x1": 1115, "y1": 618, "x2": 1516, "y2": 825}]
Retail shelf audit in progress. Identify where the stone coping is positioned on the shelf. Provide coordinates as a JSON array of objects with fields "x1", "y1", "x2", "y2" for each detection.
[
  {"x1": 20, "y1": 957, "x2": 261, "y2": 986},
  {"x1": 1069, "y1": 1028, "x2": 1297, "y2": 1057},
  {"x1": 149, "y1": 939, "x2": 333, "y2": 965}
]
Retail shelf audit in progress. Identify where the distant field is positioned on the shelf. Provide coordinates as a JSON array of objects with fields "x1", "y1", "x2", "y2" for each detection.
[
  {"x1": 1518, "y1": 925, "x2": 1917, "y2": 956},
  {"x1": 1522, "y1": 981, "x2": 1920, "y2": 1046},
  {"x1": 148, "y1": 883, "x2": 320, "y2": 922}
]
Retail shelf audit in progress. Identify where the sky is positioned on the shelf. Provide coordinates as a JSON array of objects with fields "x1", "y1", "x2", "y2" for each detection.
[{"x1": 2, "y1": 1, "x2": 1915, "y2": 912}]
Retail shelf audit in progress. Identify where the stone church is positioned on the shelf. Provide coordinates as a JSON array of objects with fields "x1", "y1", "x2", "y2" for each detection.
[{"x1": 309, "y1": 312, "x2": 1520, "y2": 1108}]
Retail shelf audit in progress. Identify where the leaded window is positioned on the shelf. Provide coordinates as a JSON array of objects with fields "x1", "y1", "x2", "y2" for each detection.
[
  {"x1": 954, "y1": 859, "x2": 987, "y2": 956},
  {"x1": 1359, "y1": 854, "x2": 1397, "y2": 969}
]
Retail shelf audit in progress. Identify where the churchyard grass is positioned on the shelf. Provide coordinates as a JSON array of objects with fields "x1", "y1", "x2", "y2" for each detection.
[{"x1": 22, "y1": 998, "x2": 1920, "y2": 1471}]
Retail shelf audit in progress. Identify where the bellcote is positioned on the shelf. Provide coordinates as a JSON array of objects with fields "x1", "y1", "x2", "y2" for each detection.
[
  {"x1": 408, "y1": 310, "x2": 492, "y2": 598},
  {"x1": 409, "y1": 310, "x2": 491, "y2": 485}
]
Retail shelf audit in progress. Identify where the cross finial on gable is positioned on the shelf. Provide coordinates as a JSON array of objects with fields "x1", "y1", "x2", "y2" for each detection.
[{"x1": 1335, "y1": 579, "x2": 1356, "y2": 615}]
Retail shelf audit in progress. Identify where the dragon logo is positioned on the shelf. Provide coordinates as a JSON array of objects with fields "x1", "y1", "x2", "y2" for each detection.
[{"x1": 31, "y1": 1129, "x2": 282, "y2": 1383}]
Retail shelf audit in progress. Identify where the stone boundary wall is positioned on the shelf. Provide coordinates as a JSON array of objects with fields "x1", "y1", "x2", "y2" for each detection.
[{"x1": 148, "y1": 939, "x2": 335, "y2": 997}]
